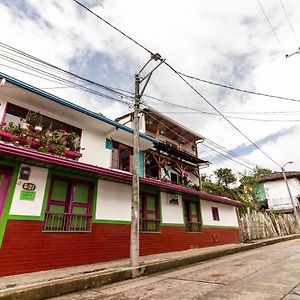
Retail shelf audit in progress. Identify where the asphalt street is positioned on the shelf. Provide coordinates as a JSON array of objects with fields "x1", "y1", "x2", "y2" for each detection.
[{"x1": 52, "y1": 239, "x2": 300, "y2": 300}]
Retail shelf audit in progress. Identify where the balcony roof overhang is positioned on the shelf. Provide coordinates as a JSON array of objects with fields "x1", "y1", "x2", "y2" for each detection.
[
  {"x1": 0, "y1": 143, "x2": 242, "y2": 207},
  {"x1": 155, "y1": 142, "x2": 209, "y2": 165},
  {"x1": 143, "y1": 107, "x2": 204, "y2": 143}
]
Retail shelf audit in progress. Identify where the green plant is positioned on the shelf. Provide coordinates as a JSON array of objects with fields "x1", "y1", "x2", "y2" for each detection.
[
  {"x1": 24, "y1": 111, "x2": 41, "y2": 126},
  {"x1": 66, "y1": 131, "x2": 81, "y2": 151},
  {"x1": 5, "y1": 122, "x2": 22, "y2": 136}
]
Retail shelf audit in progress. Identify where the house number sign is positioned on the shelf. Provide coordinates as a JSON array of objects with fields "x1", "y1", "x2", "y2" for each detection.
[{"x1": 22, "y1": 183, "x2": 36, "y2": 191}]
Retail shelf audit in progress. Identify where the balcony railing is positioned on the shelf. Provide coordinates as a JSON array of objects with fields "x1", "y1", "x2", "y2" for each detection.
[
  {"x1": 140, "y1": 218, "x2": 160, "y2": 232},
  {"x1": 185, "y1": 221, "x2": 202, "y2": 232},
  {"x1": 43, "y1": 212, "x2": 92, "y2": 232}
]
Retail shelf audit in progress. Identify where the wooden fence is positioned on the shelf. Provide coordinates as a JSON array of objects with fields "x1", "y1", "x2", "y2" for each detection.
[{"x1": 240, "y1": 211, "x2": 299, "y2": 241}]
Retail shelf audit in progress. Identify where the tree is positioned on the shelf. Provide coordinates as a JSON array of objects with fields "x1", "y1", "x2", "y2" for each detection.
[
  {"x1": 239, "y1": 166, "x2": 272, "y2": 211},
  {"x1": 214, "y1": 168, "x2": 237, "y2": 187}
]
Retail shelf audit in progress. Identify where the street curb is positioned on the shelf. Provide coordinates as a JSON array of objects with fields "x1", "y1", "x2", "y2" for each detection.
[{"x1": 1, "y1": 234, "x2": 299, "y2": 300}]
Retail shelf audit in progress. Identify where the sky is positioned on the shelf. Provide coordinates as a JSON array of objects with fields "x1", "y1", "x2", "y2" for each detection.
[{"x1": 1, "y1": 0, "x2": 300, "y2": 178}]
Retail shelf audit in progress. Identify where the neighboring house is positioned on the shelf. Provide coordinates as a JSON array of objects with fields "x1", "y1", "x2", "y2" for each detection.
[
  {"x1": 0, "y1": 72, "x2": 242, "y2": 276},
  {"x1": 258, "y1": 172, "x2": 300, "y2": 212}
]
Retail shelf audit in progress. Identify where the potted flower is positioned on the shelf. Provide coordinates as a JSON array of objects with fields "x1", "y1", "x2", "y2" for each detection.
[
  {"x1": 0, "y1": 122, "x2": 22, "y2": 143},
  {"x1": 65, "y1": 131, "x2": 82, "y2": 160},
  {"x1": 0, "y1": 122, "x2": 14, "y2": 142}
]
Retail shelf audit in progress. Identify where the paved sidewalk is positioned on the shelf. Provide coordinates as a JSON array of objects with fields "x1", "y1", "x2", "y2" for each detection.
[{"x1": 0, "y1": 234, "x2": 299, "y2": 300}]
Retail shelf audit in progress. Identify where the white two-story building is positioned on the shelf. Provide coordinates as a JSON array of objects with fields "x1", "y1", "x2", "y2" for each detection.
[{"x1": 0, "y1": 72, "x2": 242, "y2": 276}]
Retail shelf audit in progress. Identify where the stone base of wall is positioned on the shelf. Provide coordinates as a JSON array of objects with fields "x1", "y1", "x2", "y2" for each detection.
[{"x1": 0, "y1": 220, "x2": 240, "y2": 276}]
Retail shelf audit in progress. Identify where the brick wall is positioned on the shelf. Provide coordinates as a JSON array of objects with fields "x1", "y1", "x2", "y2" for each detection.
[{"x1": 0, "y1": 220, "x2": 240, "y2": 276}]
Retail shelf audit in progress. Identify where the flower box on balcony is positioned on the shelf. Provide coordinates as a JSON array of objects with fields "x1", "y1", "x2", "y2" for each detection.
[
  {"x1": 18, "y1": 137, "x2": 41, "y2": 149},
  {"x1": 65, "y1": 149, "x2": 82, "y2": 160},
  {"x1": 0, "y1": 130, "x2": 15, "y2": 142}
]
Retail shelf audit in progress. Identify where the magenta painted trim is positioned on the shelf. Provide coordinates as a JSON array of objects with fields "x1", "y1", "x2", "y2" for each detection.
[{"x1": 0, "y1": 143, "x2": 243, "y2": 207}]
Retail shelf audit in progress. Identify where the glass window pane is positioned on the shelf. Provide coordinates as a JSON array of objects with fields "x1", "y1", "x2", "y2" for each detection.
[
  {"x1": 191, "y1": 202, "x2": 197, "y2": 215},
  {"x1": 49, "y1": 205, "x2": 65, "y2": 213},
  {"x1": 72, "y1": 206, "x2": 88, "y2": 215},
  {"x1": 51, "y1": 180, "x2": 68, "y2": 201},
  {"x1": 112, "y1": 148, "x2": 119, "y2": 169},
  {"x1": 147, "y1": 213, "x2": 156, "y2": 220},
  {"x1": 74, "y1": 184, "x2": 89, "y2": 203},
  {"x1": 146, "y1": 195, "x2": 156, "y2": 211}
]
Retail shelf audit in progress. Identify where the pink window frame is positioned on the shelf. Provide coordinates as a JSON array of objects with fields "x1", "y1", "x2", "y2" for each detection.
[
  {"x1": 140, "y1": 192, "x2": 160, "y2": 221},
  {"x1": 112, "y1": 140, "x2": 133, "y2": 172},
  {"x1": 184, "y1": 200, "x2": 201, "y2": 223}
]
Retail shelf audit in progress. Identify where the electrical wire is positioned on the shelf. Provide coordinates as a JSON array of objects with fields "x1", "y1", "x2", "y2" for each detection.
[
  {"x1": 163, "y1": 61, "x2": 282, "y2": 169},
  {"x1": 73, "y1": 0, "x2": 153, "y2": 55},
  {"x1": 158, "y1": 111, "x2": 300, "y2": 122},
  {"x1": 177, "y1": 71, "x2": 300, "y2": 103},
  {"x1": 0, "y1": 46, "x2": 272, "y2": 169},
  {"x1": 201, "y1": 143, "x2": 254, "y2": 171},
  {"x1": 0, "y1": 42, "x2": 131, "y2": 98},
  {"x1": 279, "y1": 0, "x2": 300, "y2": 46},
  {"x1": 2, "y1": 2, "x2": 288, "y2": 169},
  {"x1": 143, "y1": 108, "x2": 256, "y2": 170},
  {"x1": 0, "y1": 57, "x2": 132, "y2": 106},
  {"x1": 256, "y1": 0, "x2": 287, "y2": 56}
]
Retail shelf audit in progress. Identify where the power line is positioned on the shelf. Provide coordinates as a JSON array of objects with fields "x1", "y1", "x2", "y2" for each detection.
[
  {"x1": 279, "y1": 0, "x2": 300, "y2": 46},
  {"x1": 201, "y1": 143, "x2": 254, "y2": 171},
  {"x1": 176, "y1": 71, "x2": 300, "y2": 103},
  {"x1": 163, "y1": 61, "x2": 282, "y2": 169},
  {"x1": 3, "y1": 3, "x2": 285, "y2": 169},
  {"x1": 73, "y1": 0, "x2": 153, "y2": 56},
  {"x1": 203, "y1": 139, "x2": 258, "y2": 167},
  {"x1": 158, "y1": 111, "x2": 300, "y2": 122},
  {"x1": 71, "y1": 1, "x2": 283, "y2": 169},
  {"x1": 0, "y1": 42, "x2": 131, "y2": 99},
  {"x1": 144, "y1": 109, "x2": 256, "y2": 170},
  {"x1": 0, "y1": 56, "x2": 132, "y2": 106},
  {"x1": 256, "y1": 0, "x2": 287, "y2": 56},
  {"x1": 0, "y1": 45, "x2": 264, "y2": 170}
]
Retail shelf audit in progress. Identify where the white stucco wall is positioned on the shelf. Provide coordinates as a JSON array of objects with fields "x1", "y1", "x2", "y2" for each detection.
[
  {"x1": 9, "y1": 164, "x2": 48, "y2": 216},
  {"x1": 264, "y1": 178, "x2": 300, "y2": 210},
  {"x1": 95, "y1": 179, "x2": 131, "y2": 221},
  {"x1": 80, "y1": 130, "x2": 111, "y2": 167},
  {"x1": 161, "y1": 192, "x2": 184, "y2": 224},
  {"x1": 201, "y1": 200, "x2": 239, "y2": 227}
]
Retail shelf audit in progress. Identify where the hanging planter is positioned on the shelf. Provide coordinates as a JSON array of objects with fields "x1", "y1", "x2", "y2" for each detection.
[{"x1": 65, "y1": 149, "x2": 82, "y2": 160}]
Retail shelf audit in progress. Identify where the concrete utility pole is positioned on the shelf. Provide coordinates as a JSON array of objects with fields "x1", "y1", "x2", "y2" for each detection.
[
  {"x1": 130, "y1": 54, "x2": 164, "y2": 270},
  {"x1": 281, "y1": 162, "x2": 300, "y2": 230}
]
